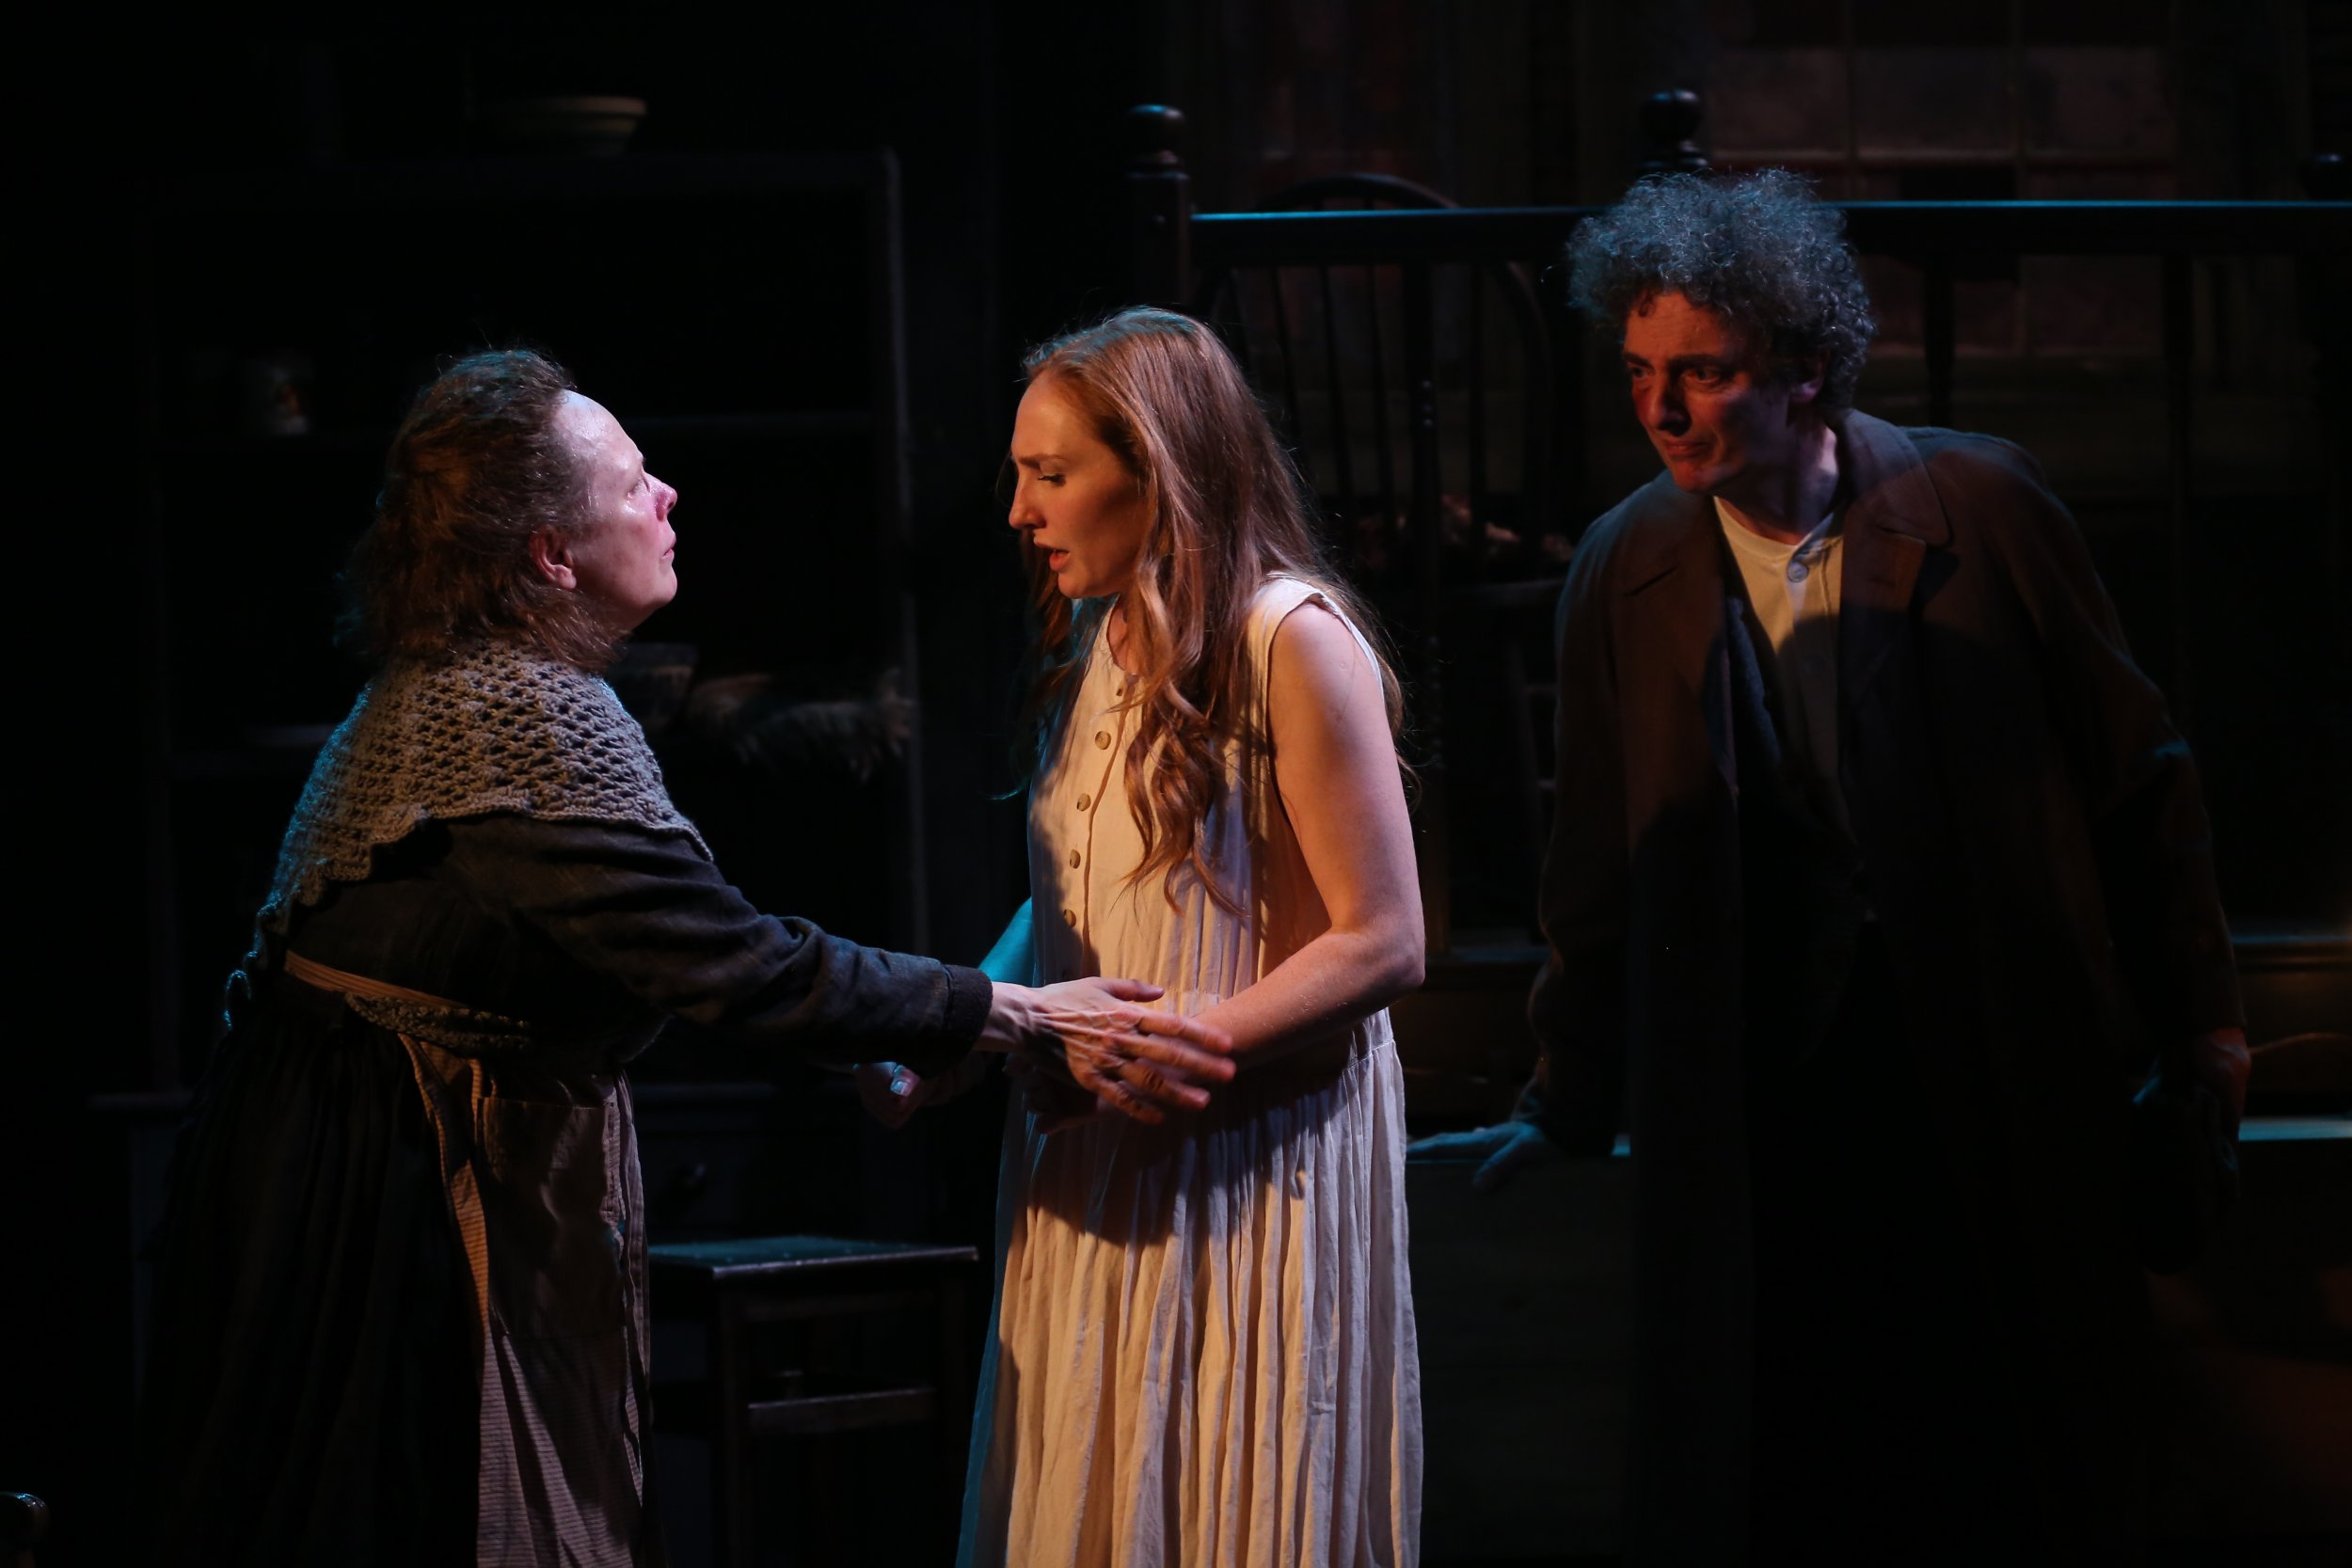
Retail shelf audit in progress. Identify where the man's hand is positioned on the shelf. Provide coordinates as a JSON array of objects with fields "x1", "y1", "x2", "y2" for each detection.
[
  {"x1": 1406, "y1": 1120, "x2": 1558, "y2": 1194},
  {"x1": 983, "y1": 977, "x2": 1237, "y2": 1124}
]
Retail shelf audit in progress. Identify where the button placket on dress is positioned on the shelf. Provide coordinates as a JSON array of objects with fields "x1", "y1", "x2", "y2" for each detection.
[
  {"x1": 1050, "y1": 646, "x2": 1130, "y2": 983},
  {"x1": 1074, "y1": 683, "x2": 1127, "y2": 946}
]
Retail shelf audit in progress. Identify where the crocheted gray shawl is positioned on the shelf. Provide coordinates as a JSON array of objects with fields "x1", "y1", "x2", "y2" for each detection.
[
  {"x1": 242, "y1": 640, "x2": 710, "y2": 1053},
  {"x1": 261, "y1": 639, "x2": 710, "y2": 937}
]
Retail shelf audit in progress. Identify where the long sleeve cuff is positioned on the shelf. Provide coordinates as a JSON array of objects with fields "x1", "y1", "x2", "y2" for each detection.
[{"x1": 898, "y1": 963, "x2": 993, "y2": 1079}]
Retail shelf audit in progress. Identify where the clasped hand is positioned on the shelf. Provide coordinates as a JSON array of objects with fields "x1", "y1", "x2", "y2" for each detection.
[{"x1": 859, "y1": 976, "x2": 1235, "y2": 1130}]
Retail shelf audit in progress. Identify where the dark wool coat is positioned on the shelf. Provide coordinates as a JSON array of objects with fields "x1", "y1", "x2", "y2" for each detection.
[{"x1": 1529, "y1": 410, "x2": 2243, "y2": 1562}]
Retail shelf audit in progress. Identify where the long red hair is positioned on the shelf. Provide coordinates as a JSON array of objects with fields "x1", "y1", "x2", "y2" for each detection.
[{"x1": 1016, "y1": 309, "x2": 1406, "y2": 911}]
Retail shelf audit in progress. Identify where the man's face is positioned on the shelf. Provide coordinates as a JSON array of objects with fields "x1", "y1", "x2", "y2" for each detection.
[{"x1": 1620, "y1": 291, "x2": 1820, "y2": 498}]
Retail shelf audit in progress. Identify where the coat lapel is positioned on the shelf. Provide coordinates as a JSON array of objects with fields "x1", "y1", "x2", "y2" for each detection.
[
  {"x1": 1618, "y1": 476, "x2": 1737, "y2": 789},
  {"x1": 1836, "y1": 411, "x2": 1951, "y2": 710},
  {"x1": 1613, "y1": 414, "x2": 1947, "y2": 800}
]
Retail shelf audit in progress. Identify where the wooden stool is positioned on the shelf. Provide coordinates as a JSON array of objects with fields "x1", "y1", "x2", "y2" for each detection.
[{"x1": 647, "y1": 1235, "x2": 979, "y2": 1568}]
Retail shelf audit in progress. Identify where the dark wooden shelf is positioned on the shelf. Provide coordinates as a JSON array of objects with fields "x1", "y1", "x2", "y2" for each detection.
[
  {"x1": 156, "y1": 150, "x2": 897, "y2": 217},
  {"x1": 158, "y1": 430, "x2": 389, "y2": 460},
  {"x1": 628, "y1": 409, "x2": 872, "y2": 441},
  {"x1": 158, "y1": 408, "x2": 871, "y2": 463},
  {"x1": 167, "y1": 749, "x2": 326, "y2": 781},
  {"x1": 166, "y1": 724, "x2": 341, "y2": 781}
]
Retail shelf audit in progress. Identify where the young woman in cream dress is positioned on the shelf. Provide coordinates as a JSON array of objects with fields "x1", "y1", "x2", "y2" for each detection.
[{"x1": 870, "y1": 307, "x2": 1422, "y2": 1567}]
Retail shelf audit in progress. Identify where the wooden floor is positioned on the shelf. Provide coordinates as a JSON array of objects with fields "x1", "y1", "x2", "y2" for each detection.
[
  {"x1": 1410, "y1": 1155, "x2": 1632, "y2": 1562},
  {"x1": 1406, "y1": 1118, "x2": 2352, "y2": 1563}
]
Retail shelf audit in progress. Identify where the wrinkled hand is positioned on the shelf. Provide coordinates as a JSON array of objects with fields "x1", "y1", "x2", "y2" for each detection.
[
  {"x1": 984, "y1": 977, "x2": 1236, "y2": 1124},
  {"x1": 1405, "y1": 1120, "x2": 1557, "y2": 1194},
  {"x1": 854, "y1": 1061, "x2": 930, "y2": 1131}
]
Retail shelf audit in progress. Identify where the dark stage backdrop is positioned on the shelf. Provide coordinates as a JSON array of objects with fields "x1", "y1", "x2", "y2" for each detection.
[{"x1": 11, "y1": 5, "x2": 2341, "y2": 1563}]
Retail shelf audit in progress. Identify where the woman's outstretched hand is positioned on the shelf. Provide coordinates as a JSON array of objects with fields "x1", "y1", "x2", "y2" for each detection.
[{"x1": 982, "y1": 977, "x2": 1236, "y2": 1123}]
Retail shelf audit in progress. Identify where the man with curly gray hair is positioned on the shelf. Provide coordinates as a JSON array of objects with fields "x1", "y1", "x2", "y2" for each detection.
[
  {"x1": 1418, "y1": 171, "x2": 2246, "y2": 1562},
  {"x1": 1567, "y1": 166, "x2": 1877, "y2": 417}
]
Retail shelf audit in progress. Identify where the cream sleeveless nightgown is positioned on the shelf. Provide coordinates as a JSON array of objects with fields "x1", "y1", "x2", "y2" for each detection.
[{"x1": 958, "y1": 575, "x2": 1422, "y2": 1568}]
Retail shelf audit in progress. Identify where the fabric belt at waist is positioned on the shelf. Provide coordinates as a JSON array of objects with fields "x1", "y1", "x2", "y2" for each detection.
[{"x1": 283, "y1": 950, "x2": 469, "y2": 1012}]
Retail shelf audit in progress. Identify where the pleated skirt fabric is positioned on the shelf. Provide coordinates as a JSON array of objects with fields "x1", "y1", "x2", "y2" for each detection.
[{"x1": 958, "y1": 1018, "x2": 1421, "y2": 1568}]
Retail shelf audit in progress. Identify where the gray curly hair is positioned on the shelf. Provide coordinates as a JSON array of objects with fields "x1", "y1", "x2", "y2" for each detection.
[{"x1": 1566, "y1": 169, "x2": 1877, "y2": 413}]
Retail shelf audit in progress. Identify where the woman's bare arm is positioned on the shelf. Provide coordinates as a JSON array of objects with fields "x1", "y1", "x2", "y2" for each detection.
[{"x1": 1194, "y1": 601, "x2": 1425, "y2": 1069}]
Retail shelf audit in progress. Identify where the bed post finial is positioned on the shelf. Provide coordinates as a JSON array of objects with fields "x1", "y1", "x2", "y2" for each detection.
[
  {"x1": 1129, "y1": 103, "x2": 1187, "y2": 170},
  {"x1": 1127, "y1": 104, "x2": 1193, "y2": 309},
  {"x1": 1639, "y1": 89, "x2": 1708, "y2": 176}
]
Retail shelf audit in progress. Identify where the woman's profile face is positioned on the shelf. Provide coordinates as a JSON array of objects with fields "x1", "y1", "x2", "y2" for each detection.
[
  {"x1": 549, "y1": 392, "x2": 680, "y2": 631},
  {"x1": 1007, "y1": 376, "x2": 1150, "y2": 601}
]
